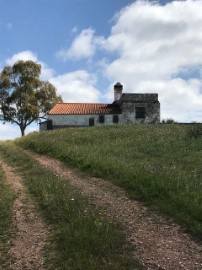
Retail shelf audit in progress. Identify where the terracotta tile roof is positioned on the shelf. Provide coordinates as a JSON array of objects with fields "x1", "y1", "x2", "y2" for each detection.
[{"x1": 49, "y1": 103, "x2": 121, "y2": 115}]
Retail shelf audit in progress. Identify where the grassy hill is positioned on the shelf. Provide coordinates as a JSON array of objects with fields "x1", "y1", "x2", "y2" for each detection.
[
  {"x1": 15, "y1": 124, "x2": 202, "y2": 241},
  {"x1": 0, "y1": 143, "x2": 143, "y2": 270}
]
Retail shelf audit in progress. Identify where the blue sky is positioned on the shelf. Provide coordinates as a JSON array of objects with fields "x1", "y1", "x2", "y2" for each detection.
[{"x1": 1, "y1": 0, "x2": 202, "y2": 139}]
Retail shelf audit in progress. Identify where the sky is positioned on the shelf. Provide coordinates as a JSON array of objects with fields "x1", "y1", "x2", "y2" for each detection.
[{"x1": 1, "y1": 0, "x2": 202, "y2": 139}]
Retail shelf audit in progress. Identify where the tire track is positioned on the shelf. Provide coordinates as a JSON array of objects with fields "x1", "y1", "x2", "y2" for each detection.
[{"x1": 1, "y1": 161, "x2": 48, "y2": 270}]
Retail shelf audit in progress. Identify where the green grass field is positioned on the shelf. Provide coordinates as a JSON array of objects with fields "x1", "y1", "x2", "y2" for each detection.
[
  {"x1": 0, "y1": 143, "x2": 144, "y2": 270},
  {"x1": 15, "y1": 124, "x2": 202, "y2": 241},
  {"x1": 0, "y1": 165, "x2": 15, "y2": 269}
]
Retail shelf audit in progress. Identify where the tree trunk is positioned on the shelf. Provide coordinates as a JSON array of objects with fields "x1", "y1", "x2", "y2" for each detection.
[{"x1": 20, "y1": 126, "x2": 25, "y2": 137}]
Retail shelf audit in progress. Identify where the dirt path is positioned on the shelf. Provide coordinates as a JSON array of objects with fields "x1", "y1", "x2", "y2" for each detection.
[
  {"x1": 0, "y1": 161, "x2": 48, "y2": 270},
  {"x1": 29, "y1": 152, "x2": 202, "y2": 270}
]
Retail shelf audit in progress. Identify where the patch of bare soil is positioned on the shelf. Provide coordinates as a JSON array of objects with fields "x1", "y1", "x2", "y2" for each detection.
[
  {"x1": 1, "y1": 161, "x2": 48, "y2": 270},
  {"x1": 29, "y1": 152, "x2": 202, "y2": 270}
]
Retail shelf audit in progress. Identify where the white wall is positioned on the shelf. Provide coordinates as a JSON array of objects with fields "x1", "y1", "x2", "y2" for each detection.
[{"x1": 48, "y1": 114, "x2": 122, "y2": 127}]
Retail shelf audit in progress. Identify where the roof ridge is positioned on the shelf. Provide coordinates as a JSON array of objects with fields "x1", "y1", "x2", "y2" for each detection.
[{"x1": 57, "y1": 102, "x2": 111, "y2": 105}]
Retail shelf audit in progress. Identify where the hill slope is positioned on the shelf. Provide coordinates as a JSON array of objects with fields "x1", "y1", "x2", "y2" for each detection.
[{"x1": 16, "y1": 124, "x2": 202, "y2": 240}]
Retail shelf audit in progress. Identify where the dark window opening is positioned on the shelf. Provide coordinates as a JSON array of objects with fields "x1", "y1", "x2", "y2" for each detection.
[
  {"x1": 99, "y1": 115, "x2": 105, "y2": 123},
  {"x1": 113, "y1": 115, "x2": 119, "y2": 123},
  {"x1": 89, "y1": 118, "x2": 94, "y2": 126},
  {"x1": 136, "y1": 107, "x2": 145, "y2": 119},
  {"x1": 47, "y1": 120, "x2": 53, "y2": 130}
]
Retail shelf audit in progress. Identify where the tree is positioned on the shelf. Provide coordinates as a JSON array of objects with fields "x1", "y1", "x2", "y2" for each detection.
[{"x1": 0, "y1": 60, "x2": 62, "y2": 136}]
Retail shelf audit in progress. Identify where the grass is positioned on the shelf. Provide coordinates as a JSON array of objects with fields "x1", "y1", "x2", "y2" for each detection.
[
  {"x1": 0, "y1": 164, "x2": 15, "y2": 269},
  {"x1": 0, "y1": 142, "x2": 144, "y2": 270},
  {"x1": 15, "y1": 124, "x2": 202, "y2": 241}
]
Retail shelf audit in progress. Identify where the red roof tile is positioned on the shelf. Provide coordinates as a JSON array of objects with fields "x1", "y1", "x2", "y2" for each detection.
[{"x1": 49, "y1": 103, "x2": 121, "y2": 115}]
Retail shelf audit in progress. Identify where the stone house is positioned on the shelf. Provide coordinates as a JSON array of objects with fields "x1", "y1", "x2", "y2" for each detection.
[{"x1": 40, "y1": 82, "x2": 160, "y2": 131}]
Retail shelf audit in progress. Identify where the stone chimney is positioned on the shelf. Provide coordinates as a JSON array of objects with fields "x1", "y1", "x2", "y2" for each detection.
[{"x1": 114, "y1": 82, "x2": 123, "y2": 102}]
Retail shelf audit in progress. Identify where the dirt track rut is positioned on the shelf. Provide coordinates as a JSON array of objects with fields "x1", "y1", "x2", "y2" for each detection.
[{"x1": 1, "y1": 161, "x2": 48, "y2": 270}]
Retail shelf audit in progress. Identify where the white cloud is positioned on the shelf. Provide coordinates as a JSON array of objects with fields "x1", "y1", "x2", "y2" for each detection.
[
  {"x1": 50, "y1": 70, "x2": 101, "y2": 102},
  {"x1": 6, "y1": 50, "x2": 38, "y2": 65},
  {"x1": 0, "y1": 123, "x2": 21, "y2": 140},
  {"x1": 71, "y1": 26, "x2": 78, "y2": 33},
  {"x1": 136, "y1": 78, "x2": 202, "y2": 122},
  {"x1": 104, "y1": 0, "x2": 202, "y2": 78},
  {"x1": 26, "y1": 123, "x2": 39, "y2": 135},
  {"x1": 99, "y1": 0, "x2": 202, "y2": 122},
  {"x1": 56, "y1": 28, "x2": 104, "y2": 61},
  {"x1": 0, "y1": 122, "x2": 38, "y2": 140},
  {"x1": 5, "y1": 51, "x2": 54, "y2": 80},
  {"x1": 6, "y1": 51, "x2": 101, "y2": 103}
]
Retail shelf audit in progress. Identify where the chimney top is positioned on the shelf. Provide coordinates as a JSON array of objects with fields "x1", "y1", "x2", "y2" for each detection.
[
  {"x1": 114, "y1": 82, "x2": 123, "y2": 102},
  {"x1": 114, "y1": 82, "x2": 123, "y2": 89}
]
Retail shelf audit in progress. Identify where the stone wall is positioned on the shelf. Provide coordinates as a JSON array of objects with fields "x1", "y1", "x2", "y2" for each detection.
[{"x1": 121, "y1": 101, "x2": 160, "y2": 124}]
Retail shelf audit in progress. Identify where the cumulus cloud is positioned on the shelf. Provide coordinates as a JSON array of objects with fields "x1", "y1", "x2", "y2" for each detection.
[
  {"x1": 56, "y1": 28, "x2": 104, "y2": 61},
  {"x1": 0, "y1": 124, "x2": 21, "y2": 140},
  {"x1": 6, "y1": 50, "x2": 38, "y2": 65},
  {"x1": 100, "y1": 0, "x2": 202, "y2": 122},
  {"x1": 104, "y1": 0, "x2": 202, "y2": 79},
  {"x1": 5, "y1": 51, "x2": 54, "y2": 80},
  {"x1": 4, "y1": 50, "x2": 101, "y2": 104},
  {"x1": 135, "y1": 78, "x2": 202, "y2": 122},
  {"x1": 0, "y1": 122, "x2": 39, "y2": 140},
  {"x1": 50, "y1": 70, "x2": 101, "y2": 102},
  {"x1": 55, "y1": 1, "x2": 202, "y2": 121}
]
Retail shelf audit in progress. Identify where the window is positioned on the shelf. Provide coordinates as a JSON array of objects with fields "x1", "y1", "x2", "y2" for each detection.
[
  {"x1": 89, "y1": 118, "x2": 94, "y2": 126},
  {"x1": 113, "y1": 115, "x2": 119, "y2": 123},
  {"x1": 47, "y1": 119, "x2": 53, "y2": 130},
  {"x1": 99, "y1": 115, "x2": 105, "y2": 123},
  {"x1": 135, "y1": 107, "x2": 145, "y2": 119}
]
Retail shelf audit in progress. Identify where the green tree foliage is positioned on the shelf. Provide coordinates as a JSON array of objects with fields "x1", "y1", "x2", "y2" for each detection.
[{"x1": 0, "y1": 60, "x2": 62, "y2": 136}]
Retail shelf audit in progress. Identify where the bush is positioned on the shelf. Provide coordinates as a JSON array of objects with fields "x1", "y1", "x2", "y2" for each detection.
[{"x1": 161, "y1": 118, "x2": 176, "y2": 124}]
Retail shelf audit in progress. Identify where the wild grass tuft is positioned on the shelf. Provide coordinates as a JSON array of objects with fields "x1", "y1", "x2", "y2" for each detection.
[
  {"x1": 15, "y1": 124, "x2": 202, "y2": 241},
  {"x1": 0, "y1": 143, "x2": 144, "y2": 270}
]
